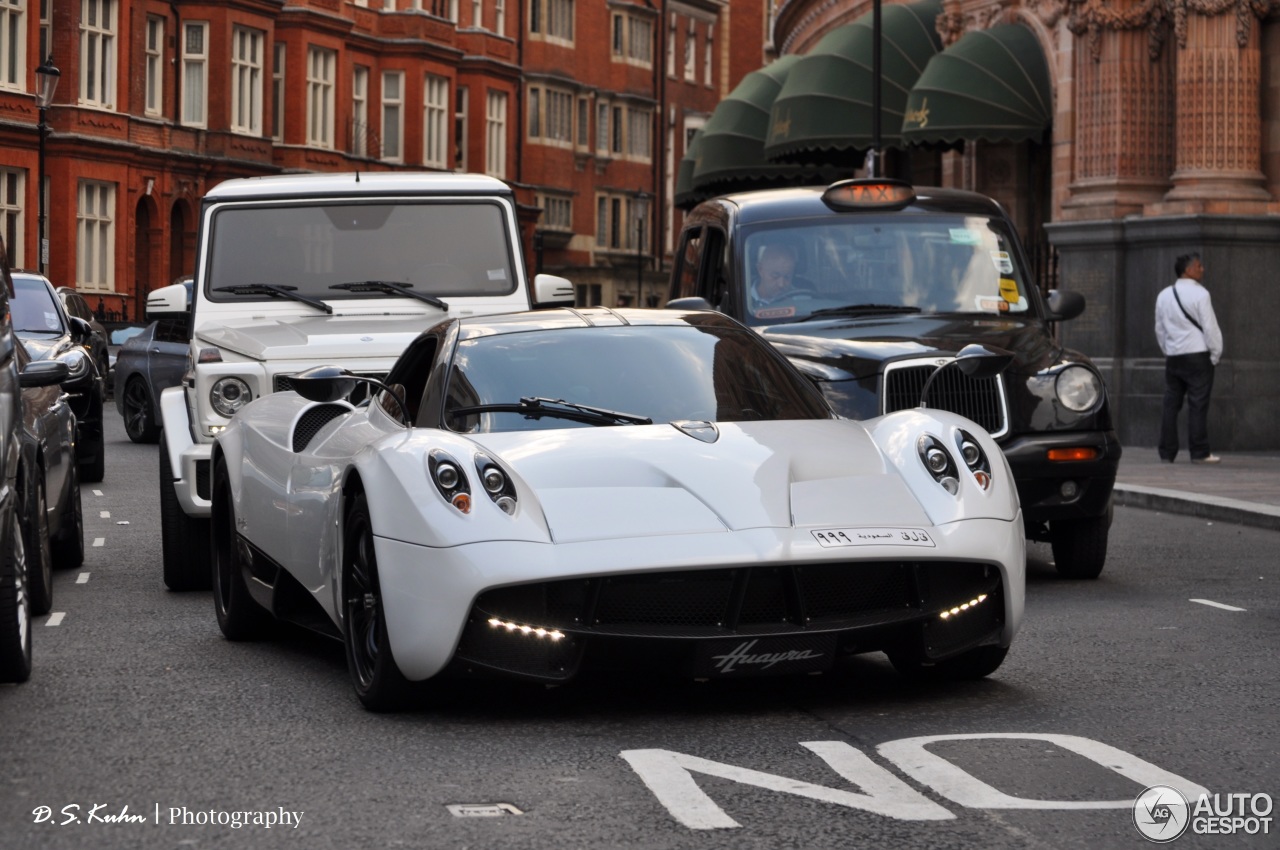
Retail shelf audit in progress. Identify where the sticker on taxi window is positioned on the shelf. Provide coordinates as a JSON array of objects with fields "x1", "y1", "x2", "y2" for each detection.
[
  {"x1": 754, "y1": 306, "x2": 797, "y2": 320},
  {"x1": 989, "y1": 251, "x2": 1014, "y2": 275},
  {"x1": 949, "y1": 228, "x2": 981, "y2": 246},
  {"x1": 998, "y1": 277, "x2": 1020, "y2": 303},
  {"x1": 975, "y1": 296, "x2": 1010, "y2": 314},
  {"x1": 44, "y1": 311, "x2": 60, "y2": 330}
]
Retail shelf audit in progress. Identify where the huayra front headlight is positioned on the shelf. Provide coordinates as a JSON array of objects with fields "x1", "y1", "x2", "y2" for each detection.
[{"x1": 210, "y1": 377, "x2": 253, "y2": 418}]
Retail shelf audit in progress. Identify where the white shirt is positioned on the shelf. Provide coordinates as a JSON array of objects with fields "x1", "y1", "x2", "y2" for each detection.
[{"x1": 1155, "y1": 278, "x2": 1223, "y2": 365}]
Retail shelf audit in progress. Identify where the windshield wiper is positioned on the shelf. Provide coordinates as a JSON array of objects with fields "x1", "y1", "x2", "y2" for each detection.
[
  {"x1": 799, "y1": 304, "x2": 923, "y2": 321},
  {"x1": 330, "y1": 281, "x2": 449, "y2": 311},
  {"x1": 448, "y1": 396, "x2": 652, "y2": 427},
  {"x1": 213, "y1": 283, "x2": 333, "y2": 314}
]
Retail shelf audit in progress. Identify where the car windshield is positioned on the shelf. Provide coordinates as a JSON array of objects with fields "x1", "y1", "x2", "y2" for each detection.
[
  {"x1": 11, "y1": 278, "x2": 65, "y2": 334},
  {"x1": 444, "y1": 323, "x2": 831, "y2": 433},
  {"x1": 739, "y1": 214, "x2": 1037, "y2": 326},
  {"x1": 205, "y1": 200, "x2": 517, "y2": 304}
]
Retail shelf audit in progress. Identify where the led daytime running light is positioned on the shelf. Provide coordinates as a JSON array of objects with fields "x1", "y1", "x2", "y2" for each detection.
[
  {"x1": 486, "y1": 617, "x2": 564, "y2": 641},
  {"x1": 938, "y1": 594, "x2": 989, "y2": 620}
]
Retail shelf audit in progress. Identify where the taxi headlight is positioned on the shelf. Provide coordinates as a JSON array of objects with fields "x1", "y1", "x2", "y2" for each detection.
[
  {"x1": 1055, "y1": 366, "x2": 1102, "y2": 412},
  {"x1": 210, "y1": 377, "x2": 253, "y2": 418}
]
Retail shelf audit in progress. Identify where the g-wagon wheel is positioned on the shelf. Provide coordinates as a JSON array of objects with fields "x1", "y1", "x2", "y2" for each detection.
[
  {"x1": 24, "y1": 476, "x2": 54, "y2": 617},
  {"x1": 211, "y1": 457, "x2": 270, "y2": 640},
  {"x1": 0, "y1": 513, "x2": 32, "y2": 683},
  {"x1": 159, "y1": 432, "x2": 211, "y2": 591},
  {"x1": 123, "y1": 378, "x2": 161, "y2": 443},
  {"x1": 342, "y1": 493, "x2": 412, "y2": 711}
]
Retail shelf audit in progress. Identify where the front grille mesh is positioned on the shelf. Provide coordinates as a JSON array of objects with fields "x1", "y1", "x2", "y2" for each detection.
[
  {"x1": 883, "y1": 361, "x2": 1006, "y2": 436},
  {"x1": 292, "y1": 404, "x2": 351, "y2": 452},
  {"x1": 274, "y1": 372, "x2": 386, "y2": 406}
]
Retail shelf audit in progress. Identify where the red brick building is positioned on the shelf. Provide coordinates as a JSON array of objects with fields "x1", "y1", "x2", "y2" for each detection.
[{"x1": 0, "y1": 0, "x2": 773, "y2": 319}]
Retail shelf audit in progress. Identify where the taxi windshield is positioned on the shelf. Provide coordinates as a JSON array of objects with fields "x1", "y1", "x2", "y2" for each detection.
[{"x1": 740, "y1": 214, "x2": 1037, "y2": 326}]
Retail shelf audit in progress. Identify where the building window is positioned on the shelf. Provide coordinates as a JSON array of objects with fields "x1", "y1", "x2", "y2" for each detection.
[
  {"x1": 596, "y1": 101, "x2": 609, "y2": 155},
  {"x1": 485, "y1": 89, "x2": 507, "y2": 178},
  {"x1": 272, "y1": 43, "x2": 285, "y2": 141},
  {"x1": 231, "y1": 27, "x2": 264, "y2": 135},
  {"x1": 471, "y1": 0, "x2": 482, "y2": 28},
  {"x1": 455, "y1": 85, "x2": 468, "y2": 171},
  {"x1": 76, "y1": 180, "x2": 115, "y2": 291},
  {"x1": 1, "y1": 169, "x2": 24, "y2": 268},
  {"x1": 576, "y1": 96, "x2": 589, "y2": 150},
  {"x1": 144, "y1": 16, "x2": 163, "y2": 116},
  {"x1": 626, "y1": 107, "x2": 651, "y2": 161},
  {"x1": 1, "y1": 0, "x2": 25, "y2": 91},
  {"x1": 180, "y1": 21, "x2": 208, "y2": 126},
  {"x1": 381, "y1": 70, "x2": 403, "y2": 161},
  {"x1": 537, "y1": 193, "x2": 572, "y2": 231},
  {"x1": 704, "y1": 22, "x2": 714, "y2": 86},
  {"x1": 594, "y1": 193, "x2": 645, "y2": 252},
  {"x1": 666, "y1": 13, "x2": 676, "y2": 79},
  {"x1": 527, "y1": 84, "x2": 573, "y2": 147},
  {"x1": 495, "y1": 0, "x2": 505, "y2": 33},
  {"x1": 527, "y1": 87, "x2": 539, "y2": 138},
  {"x1": 307, "y1": 46, "x2": 336, "y2": 148},
  {"x1": 611, "y1": 105, "x2": 622, "y2": 154},
  {"x1": 424, "y1": 74, "x2": 449, "y2": 168},
  {"x1": 80, "y1": 0, "x2": 117, "y2": 109},
  {"x1": 352, "y1": 66, "x2": 369, "y2": 157},
  {"x1": 530, "y1": 0, "x2": 573, "y2": 44},
  {"x1": 38, "y1": 0, "x2": 48, "y2": 69},
  {"x1": 684, "y1": 20, "x2": 696, "y2": 81},
  {"x1": 611, "y1": 11, "x2": 652, "y2": 67}
]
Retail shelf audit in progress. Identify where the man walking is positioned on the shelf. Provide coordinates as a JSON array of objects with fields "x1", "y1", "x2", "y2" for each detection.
[{"x1": 1155, "y1": 252, "x2": 1224, "y2": 463}]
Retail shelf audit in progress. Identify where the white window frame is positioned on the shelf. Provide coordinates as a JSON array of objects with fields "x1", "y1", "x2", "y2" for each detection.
[
  {"x1": 424, "y1": 73, "x2": 449, "y2": 168},
  {"x1": 180, "y1": 21, "x2": 208, "y2": 127},
  {"x1": 576, "y1": 95, "x2": 589, "y2": 151},
  {"x1": 471, "y1": 0, "x2": 482, "y2": 29},
  {"x1": 704, "y1": 22, "x2": 714, "y2": 86},
  {"x1": 381, "y1": 70, "x2": 404, "y2": 161},
  {"x1": 1, "y1": 0, "x2": 26, "y2": 91},
  {"x1": 595, "y1": 100, "x2": 609, "y2": 156},
  {"x1": 79, "y1": 0, "x2": 117, "y2": 109},
  {"x1": 272, "y1": 43, "x2": 285, "y2": 142},
  {"x1": 231, "y1": 27, "x2": 264, "y2": 136},
  {"x1": 76, "y1": 180, "x2": 116, "y2": 291},
  {"x1": 144, "y1": 16, "x2": 163, "y2": 116},
  {"x1": 485, "y1": 89, "x2": 507, "y2": 178},
  {"x1": 595, "y1": 191, "x2": 639, "y2": 251},
  {"x1": 352, "y1": 66, "x2": 369, "y2": 157},
  {"x1": 527, "y1": 83, "x2": 573, "y2": 148},
  {"x1": 536, "y1": 192, "x2": 572, "y2": 232},
  {"x1": 307, "y1": 46, "x2": 336, "y2": 149},
  {"x1": 0, "y1": 168, "x2": 24, "y2": 268},
  {"x1": 626, "y1": 105, "x2": 651, "y2": 162},
  {"x1": 530, "y1": 0, "x2": 573, "y2": 45},
  {"x1": 495, "y1": 0, "x2": 505, "y2": 33},
  {"x1": 666, "y1": 13, "x2": 676, "y2": 79},
  {"x1": 611, "y1": 11, "x2": 652, "y2": 67},
  {"x1": 684, "y1": 20, "x2": 696, "y2": 81}
]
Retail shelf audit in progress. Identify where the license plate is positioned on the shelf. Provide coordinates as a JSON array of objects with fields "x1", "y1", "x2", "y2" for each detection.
[
  {"x1": 812, "y1": 527, "x2": 936, "y2": 547},
  {"x1": 694, "y1": 635, "x2": 836, "y2": 678}
]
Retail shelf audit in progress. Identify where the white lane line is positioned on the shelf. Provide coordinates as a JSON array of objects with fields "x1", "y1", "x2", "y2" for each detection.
[
  {"x1": 77, "y1": 572, "x2": 90, "y2": 584},
  {"x1": 93, "y1": 489, "x2": 103, "y2": 496},
  {"x1": 92, "y1": 537, "x2": 105, "y2": 547},
  {"x1": 46, "y1": 612, "x2": 66, "y2": 626},
  {"x1": 100, "y1": 511, "x2": 111, "y2": 518},
  {"x1": 1190, "y1": 598, "x2": 1246, "y2": 612}
]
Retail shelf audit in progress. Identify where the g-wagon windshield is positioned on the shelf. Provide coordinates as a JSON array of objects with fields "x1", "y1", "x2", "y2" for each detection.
[
  {"x1": 205, "y1": 200, "x2": 517, "y2": 303},
  {"x1": 740, "y1": 214, "x2": 1037, "y2": 326}
]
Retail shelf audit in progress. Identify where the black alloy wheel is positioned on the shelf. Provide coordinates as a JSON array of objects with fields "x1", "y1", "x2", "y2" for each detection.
[
  {"x1": 122, "y1": 378, "x2": 161, "y2": 443},
  {"x1": 50, "y1": 463, "x2": 84, "y2": 570},
  {"x1": 342, "y1": 493, "x2": 413, "y2": 711},
  {"x1": 23, "y1": 475, "x2": 54, "y2": 617},
  {"x1": 211, "y1": 457, "x2": 269, "y2": 640},
  {"x1": 0, "y1": 513, "x2": 32, "y2": 683},
  {"x1": 79, "y1": 390, "x2": 106, "y2": 484}
]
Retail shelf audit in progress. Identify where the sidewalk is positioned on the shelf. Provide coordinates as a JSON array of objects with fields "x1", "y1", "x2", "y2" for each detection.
[{"x1": 1113, "y1": 446, "x2": 1280, "y2": 531}]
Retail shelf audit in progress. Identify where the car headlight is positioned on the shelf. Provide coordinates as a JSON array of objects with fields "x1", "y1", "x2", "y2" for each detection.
[
  {"x1": 1055, "y1": 365, "x2": 1102, "y2": 412},
  {"x1": 57, "y1": 348, "x2": 91, "y2": 380},
  {"x1": 918, "y1": 435, "x2": 960, "y2": 496},
  {"x1": 210, "y1": 377, "x2": 253, "y2": 418}
]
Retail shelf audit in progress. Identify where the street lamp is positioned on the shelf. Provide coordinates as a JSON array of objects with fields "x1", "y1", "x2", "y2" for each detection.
[
  {"x1": 35, "y1": 56, "x2": 60, "y2": 275},
  {"x1": 633, "y1": 189, "x2": 651, "y2": 307}
]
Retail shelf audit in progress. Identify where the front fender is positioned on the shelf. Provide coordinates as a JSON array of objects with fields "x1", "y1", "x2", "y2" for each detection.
[{"x1": 158, "y1": 386, "x2": 191, "y2": 481}]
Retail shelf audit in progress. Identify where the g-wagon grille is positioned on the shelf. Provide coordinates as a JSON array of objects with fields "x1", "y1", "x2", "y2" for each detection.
[{"x1": 882, "y1": 359, "x2": 1008, "y2": 437}]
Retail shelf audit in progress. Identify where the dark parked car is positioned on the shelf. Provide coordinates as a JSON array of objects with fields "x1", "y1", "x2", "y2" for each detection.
[
  {"x1": 11, "y1": 271, "x2": 107, "y2": 483},
  {"x1": 56, "y1": 286, "x2": 110, "y2": 382},
  {"x1": 0, "y1": 236, "x2": 31, "y2": 682},
  {"x1": 669, "y1": 178, "x2": 1121, "y2": 579},
  {"x1": 114, "y1": 279, "x2": 192, "y2": 443},
  {"x1": 16, "y1": 338, "x2": 83, "y2": 616}
]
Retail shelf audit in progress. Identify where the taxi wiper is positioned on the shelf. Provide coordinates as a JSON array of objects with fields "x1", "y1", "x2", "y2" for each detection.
[
  {"x1": 799, "y1": 304, "x2": 922, "y2": 321},
  {"x1": 213, "y1": 283, "x2": 333, "y2": 314},
  {"x1": 448, "y1": 396, "x2": 653, "y2": 427},
  {"x1": 330, "y1": 281, "x2": 449, "y2": 311}
]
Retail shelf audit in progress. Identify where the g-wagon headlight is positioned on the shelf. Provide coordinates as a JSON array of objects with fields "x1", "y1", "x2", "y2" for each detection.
[{"x1": 210, "y1": 377, "x2": 253, "y2": 418}]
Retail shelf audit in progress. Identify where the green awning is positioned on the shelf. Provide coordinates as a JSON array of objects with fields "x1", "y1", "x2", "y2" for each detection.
[
  {"x1": 901, "y1": 24, "x2": 1051, "y2": 145},
  {"x1": 764, "y1": 0, "x2": 943, "y2": 162},
  {"x1": 690, "y1": 55, "x2": 835, "y2": 196}
]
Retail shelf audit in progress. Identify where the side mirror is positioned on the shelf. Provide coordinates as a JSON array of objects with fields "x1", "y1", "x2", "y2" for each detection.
[
  {"x1": 665, "y1": 296, "x2": 714, "y2": 312},
  {"x1": 20, "y1": 359, "x2": 71, "y2": 388},
  {"x1": 1045, "y1": 289, "x2": 1085, "y2": 322},
  {"x1": 68, "y1": 316, "x2": 92, "y2": 343},
  {"x1": 918, "y1": 344, "x2": 1015, "y2": 409},
  {"x1": 146, "y1": 282, "x2": 191, "y2": 317},
  {"x1": 287, "y1": 365, "x2": 410, "y2": 426},
  {"x1": 533, "y1": 273, "x2": 574, "y2": 305}
]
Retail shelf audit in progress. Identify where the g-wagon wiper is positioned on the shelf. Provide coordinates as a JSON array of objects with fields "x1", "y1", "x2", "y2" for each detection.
[
  {"x1": 331, "y1": 281, "x2": 449, "y2": 311},
  {"x1": 448, "y1": 396, "x2": 653, "y2": 427},
  {"x1": 800, "y1": 304, "x2": 922, "y2": 320},
  {"x1": 213, "y1": 283, "x2": 333, "y2": 314}
]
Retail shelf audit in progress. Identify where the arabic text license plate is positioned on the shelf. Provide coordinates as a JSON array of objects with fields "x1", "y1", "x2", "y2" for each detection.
[{"x1": 812, "y1": 527, "x2": 936, "y2": 547}]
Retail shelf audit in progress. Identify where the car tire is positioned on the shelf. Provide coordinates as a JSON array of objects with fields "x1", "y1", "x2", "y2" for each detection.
[
  {"x1": 889, "y1": 645, "x2": 1009, "y2": 682},
  {"x1": 79, "y1": 389, "x2": 106, "y2": 484},
  {"x1": 122, "y1": 378, "x2": 161, "y2": 444},
  {"x1": 0, "y1": 512, "x2": 32, "y2": 684},
  {"x1": 159, "y1": 432, "x2": 211, "y2": 591},
  {"x1": 23, "y1": 474, "x2": 54, "y2": 617},
  {"x1": 342, "y1": 492, "x2": 413, "y2": 712},
  {"x1": 211, "y1": 456, "x2": 270, "y2": 640},
  {"x1": 50, "y1": 464, "x2": 84, "y2": 570},
  {"x1": 1050, "y1": 507, "x2": 1111, "y2": 580}
]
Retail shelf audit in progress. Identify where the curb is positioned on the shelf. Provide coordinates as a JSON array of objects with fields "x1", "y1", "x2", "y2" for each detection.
[{"x1": 1113, "y1": 483, "x2": 1280, "y2": 532}]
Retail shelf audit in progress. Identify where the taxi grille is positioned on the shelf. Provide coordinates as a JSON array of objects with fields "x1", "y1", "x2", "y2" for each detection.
[{"x1": 882, "y1": 360, "x2": 1008, "y2": 437}]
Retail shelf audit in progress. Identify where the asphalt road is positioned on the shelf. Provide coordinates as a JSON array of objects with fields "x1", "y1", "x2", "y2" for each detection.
[{"x1": 2, "y1": 412, "x2": 1277, "y2": 850}]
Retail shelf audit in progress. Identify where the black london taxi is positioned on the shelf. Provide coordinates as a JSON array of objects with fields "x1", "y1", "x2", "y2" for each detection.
[{"x1": 668, "y1": 178, "x2": 1120, "y2": 579}]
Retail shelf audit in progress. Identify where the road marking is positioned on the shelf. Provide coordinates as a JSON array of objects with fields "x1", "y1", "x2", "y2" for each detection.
[
  {"x1": 100, "y1": 511, "x2": 110, "y2": 518},
  {"x1": 93, "y1": 489, "x2": 103, "y2": 496},
  {"x1": 92, "y1": 538, "x2": 105, "y2": 547},
  {"x1": 46, "y1": 612, "x2": 66, "y2": 626},
  {"x1": 1190, "y1": 598, "x2": 1245, "y2": 612},
  {"x1": 76, "y1": 572, "x2": 90, "y2": 584}
]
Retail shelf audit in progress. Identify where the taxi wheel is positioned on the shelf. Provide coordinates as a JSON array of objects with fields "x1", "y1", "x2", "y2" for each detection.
[{"x1": 1050, "y1": 513, "x2": 1109, "y2": 580}]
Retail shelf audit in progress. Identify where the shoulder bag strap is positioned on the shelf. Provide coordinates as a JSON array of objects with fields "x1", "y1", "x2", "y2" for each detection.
[{"x1": 1171, "y1": 283, "x2": 1203, "y2": 332}]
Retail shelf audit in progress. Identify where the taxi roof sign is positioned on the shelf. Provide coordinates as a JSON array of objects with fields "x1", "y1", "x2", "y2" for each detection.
[{"x1": 822, "y1": 179, "x2": 916, "y2": 211}]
